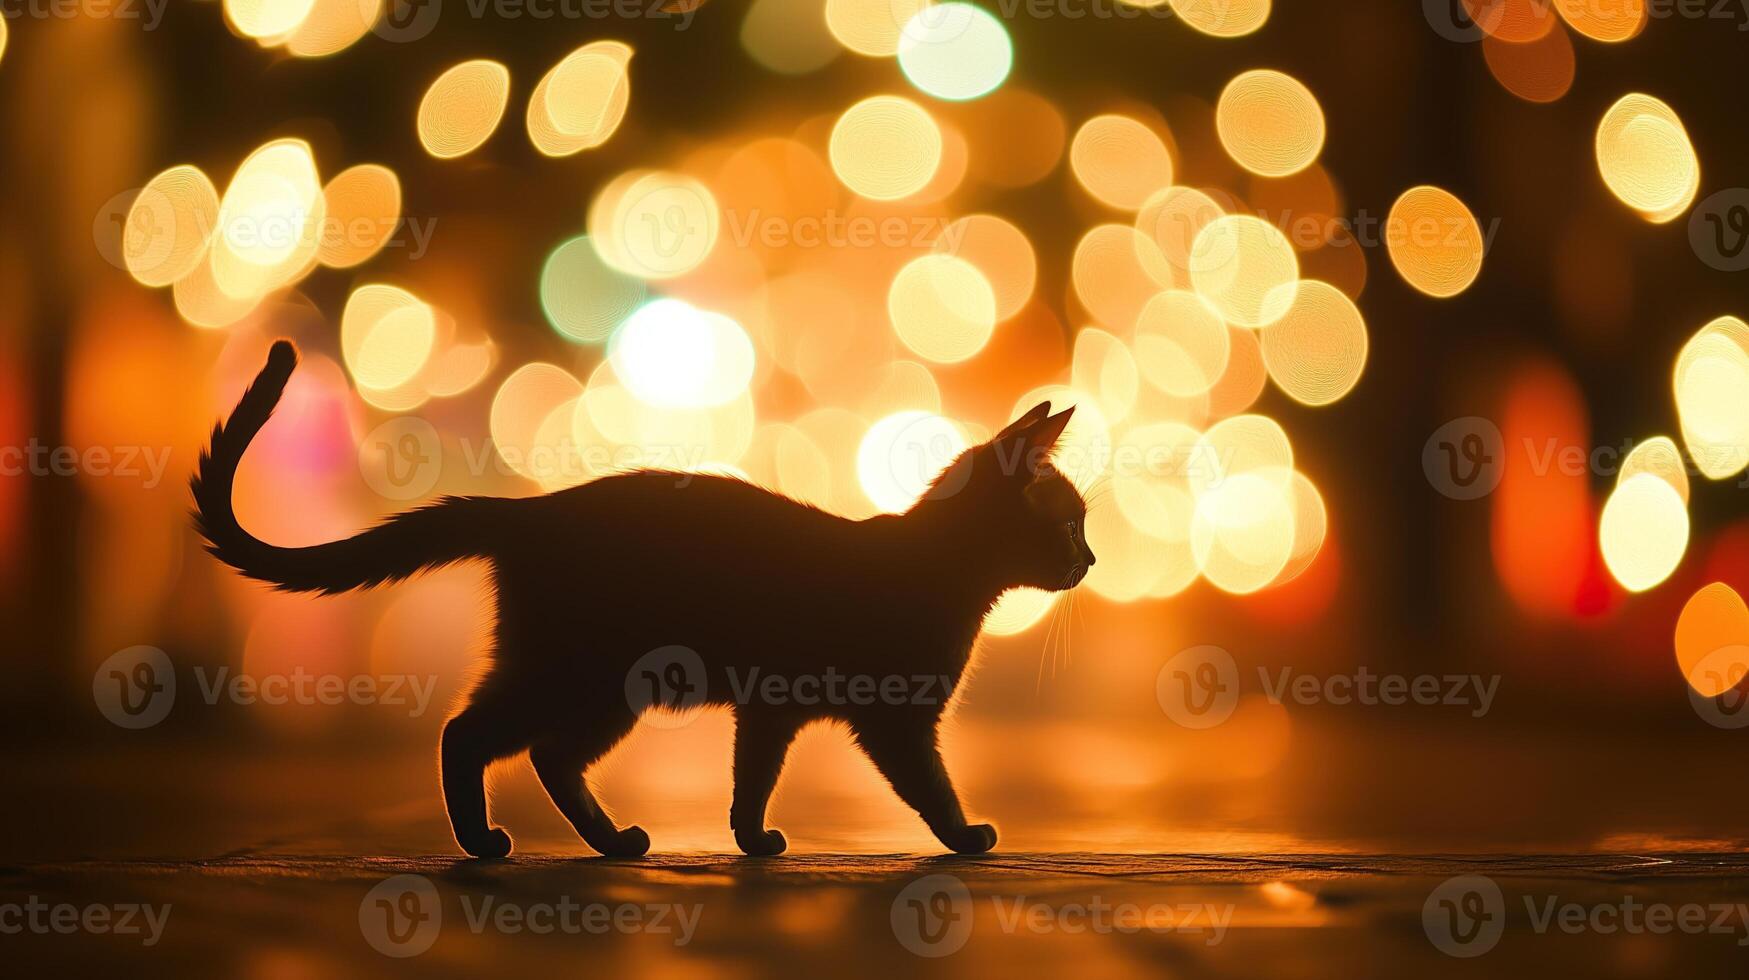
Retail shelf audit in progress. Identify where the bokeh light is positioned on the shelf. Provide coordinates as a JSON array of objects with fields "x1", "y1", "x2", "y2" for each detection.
[
  {"x1": 210, "y1": 138, "x2": 324, "y2": 301},
  {"x1": 492, "y1": 362, "x2": 584, "y2": 483},
  {"x1": 1216, "y1": 70, "x2": 1325, "y2": 178},
  {"x1": 1071, "y1": 223, "x2": 1172, "y2": 333},
  {"x1": 417, "y1": 60, "x2": 511, "y2": 159},
  {"x1": 1188, "y1": 214, "x2": 1299, "y2": 327},
  {"x1": 856, "y1": 410, "x2": 967, "y2": 513},
  {"x1": 1598, "y1": 471, "x2": 1688, "y2": 592},
  {"x1": 341, "y1": 284, "x2": 436, "y2": 393},
  {"x1": 1190, "y1": 413, "x2": 1294, "y2": 497},
  {"x1": 1554, "y1": 0, "x2": 1647, "y2": 41},
  {"x1": 1165, "y1": 0, "x2": 1269, "y2": 37},
  {"x1": 1385, "y1": 185, "x2": 1485, "y2": 298},
  {"x1": 1192, "y1": 468, "x2": 1297, "y2": 594},
  {"x1": 1133, "y1": 290, "x2": 1230, "y2": 398},
  {"x1": 1465, "y1": 0, "x2": 1558, "y2": 42},
  {"x1": 1071, "y1": 327, "x2": 1139, "y2": 425},
  {"x1": 826, "y1": 0, "x2": 931, "y2": 56},
  {"x1": 1675, "y1": 582, "x2": 1749, "y2": 697},
  {"x1": 1618, "y1": 435, "x2": 1689, "y2": 504},
  {"x1": 933, "y1": 214, "x2": 1036, "y2": 321},
  {"x1": 173, "y1": 251, "x2": 261, "y2": 328},
  {"x1": 1258, "y1": 279, "x2": 1368, "y2": 406},
  {"x1": 897, "y1": 3, "x2": 1013, "y2": 102},
  {"x1": 610, "y1": 298, "x2": 756, "y2": 409},
  {"x1": 1595, "y1": 93, "x2": 1699, "y2": 223},
  {"x1": 829, "y1": 95, "x2": 943, "y2": 200},
  {"x1": 224, "y1": 0, "x2": 316, "y2": 39},
  {"x1": 587, "y1": 170, "x2": 721, "y2": 279},
  {"x1": 888, "y1": 254, "x2": 998, "y2": 363},
  {"x1": 528, "y1": 41, "x2": 632, "y2": 157},
  {"x1": 1070, "y1": 114, "x2": 1173, "y2": 212},
  {"x1": 317, "y1": 163, "x2": 400, "y2": 269},
  {"x1": 982, "y1": 587, "x2": 1059, "y2": 635},
  {"x1": 1674, "y1": 315, "x2": 1749, "y2": 480},
  {"x1": 1482, "y1": 24, "x2": 1575, "y2": 104},
  {"x1": 540, "y1": 235, "x2": 646, "y2": 344},
  {"x1": 284, "y1": 0, "x2": 378, "y2": 58},
  {"x1": 1136, "y1": 185, "x2": 1226, "y2": 282},
  {"x1": 123, "y1": 165, "x2": 220, "y2": 288}
]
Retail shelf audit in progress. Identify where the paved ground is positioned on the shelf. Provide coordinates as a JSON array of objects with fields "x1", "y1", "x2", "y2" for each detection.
[
  {"x1": 8, "y1": 726, "x2": 1749, "y2": 975},
  {"x1": 7, "y1": 851, "x2": 1749, "y2": 976}
]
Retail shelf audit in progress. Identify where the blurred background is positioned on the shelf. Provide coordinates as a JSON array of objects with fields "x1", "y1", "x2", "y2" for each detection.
[{"x1": 2, "y1": 0, "x2": 1749, "y2": 862}]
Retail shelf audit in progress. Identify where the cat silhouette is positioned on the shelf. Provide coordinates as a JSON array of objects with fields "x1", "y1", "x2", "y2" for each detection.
[{"x1": 193, "y1": 340, "x2": 1094, "y2": 858}]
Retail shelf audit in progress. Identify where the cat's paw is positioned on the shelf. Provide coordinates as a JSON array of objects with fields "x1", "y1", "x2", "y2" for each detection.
[
  {"x1": 735, "y1": 828, "x2": 788, "y2": 857},
  {"x1": 459, "y1": 827, "x2": 513, "y2": 859},
  {"x1": 597, "y1": 825, "x2": 651, "y2": 858},
  {"x1": 940, "y1": 823, "x2": 997, "y2": 855}
]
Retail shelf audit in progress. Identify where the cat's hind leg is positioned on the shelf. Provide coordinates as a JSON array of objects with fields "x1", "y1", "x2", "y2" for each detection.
[
  {"x1": 529, "y1": 712, "x2": 649, "y2": 858},
  {"x1": 440, "y1": 693, "x2": 537, "y2": 859},
  {"x1": 852, "y1": 717, "x2": 996, "y2": 855},
  {"x1": 730, "y1": 713, "x2": 801, "y2": 856}
]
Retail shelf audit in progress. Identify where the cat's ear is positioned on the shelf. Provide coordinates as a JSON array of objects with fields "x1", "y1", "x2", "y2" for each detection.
[
  {"x1": 996, "y1": 401, "x2": 1052, "y2": 441},
  {"x1": 1018, "y1": 407, "x2": 1074, "y2": 474}
]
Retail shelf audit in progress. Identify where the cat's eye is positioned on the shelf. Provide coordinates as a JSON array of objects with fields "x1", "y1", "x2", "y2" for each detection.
[{"x1": 1064, "y1": 521, "x2": 1078, "y2": 538}]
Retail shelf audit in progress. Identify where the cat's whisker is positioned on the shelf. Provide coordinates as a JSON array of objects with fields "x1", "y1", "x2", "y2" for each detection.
[
  {"x1": 1039, "y1": 603, "x2": 1066, "y2": 692},
  {"x1": 1036, "y1": 585, "x2": 1068, "y2": 693},
  {"x1": 1048, "y1": 564, "x2": 1081, "y2": 678}
]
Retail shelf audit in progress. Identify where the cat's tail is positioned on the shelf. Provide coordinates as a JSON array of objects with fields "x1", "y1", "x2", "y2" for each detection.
[{"x1": 191, "y1": 340, "x2": 502, "y2": 595}]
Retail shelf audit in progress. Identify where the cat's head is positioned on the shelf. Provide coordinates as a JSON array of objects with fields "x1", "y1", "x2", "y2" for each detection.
[{"x1": 921, "y1": 401, "x2": 1097, "y2": 592}]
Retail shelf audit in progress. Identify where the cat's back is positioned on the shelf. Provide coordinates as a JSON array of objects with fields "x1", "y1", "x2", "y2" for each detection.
[{"x1": 539, "y1": 470, "x2": 853, "y2": 550}]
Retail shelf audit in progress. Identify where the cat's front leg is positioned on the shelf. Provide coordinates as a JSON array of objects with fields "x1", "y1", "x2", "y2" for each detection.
[
  {"x1": 731, "y1": 713, "x2": 800, "y2": 856},
  {"x1": 852, "y1": 718, "x2": 997, "y2": 855}
]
